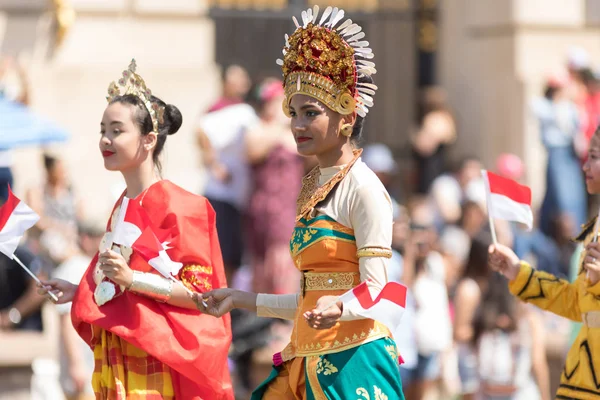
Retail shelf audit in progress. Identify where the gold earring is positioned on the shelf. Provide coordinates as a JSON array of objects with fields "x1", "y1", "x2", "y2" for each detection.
[{"x1": 340, "y1": 123, "x2": 353, "y2": 137}]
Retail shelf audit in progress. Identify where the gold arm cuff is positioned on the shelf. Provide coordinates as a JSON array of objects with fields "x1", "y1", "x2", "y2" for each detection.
[
  {"x1": 128, "y1": 271, "x2": 173, "y2": 302},
  {"x1": 356, "y1": 247, "x2": 393, "y2": 259}
]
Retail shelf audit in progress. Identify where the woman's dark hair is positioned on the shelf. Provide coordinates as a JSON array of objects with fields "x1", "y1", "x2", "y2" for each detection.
[
  {"x1": 43, "y1": 153, "x2": 58, "y2": 173},
  {"x1": 461, "y1": 231, "x2": 493, "y2": 281},
  {"x1": 109, "y1": 94, "x2": 182, "y2": 173},
  {"x1": 351, "y1": 74, "x2": 374, "y2": 142},
  {"x1": 472, "y1": 274, "x2": 518, "y2": 344}
]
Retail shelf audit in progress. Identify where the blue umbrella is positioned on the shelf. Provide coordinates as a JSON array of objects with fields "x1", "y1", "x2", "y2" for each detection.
[{"x1": 0, "y1": 97, "x2": 69, "y2": 149}]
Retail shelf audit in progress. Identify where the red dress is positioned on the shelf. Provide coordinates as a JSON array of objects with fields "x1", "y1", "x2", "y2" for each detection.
[{"x1": 71, "y1": 180, "x2": 233, "y2": 399}]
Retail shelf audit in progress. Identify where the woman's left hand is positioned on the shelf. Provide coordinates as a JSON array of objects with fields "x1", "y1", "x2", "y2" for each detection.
[
  {"x1": 303, "y1": 295, "x2": 342, "y2": 330},
  {"x1": 98, "y1": 250, "x2": 134, "y2": 288},
  {"x1": 585, "y1": 242, "x2": 600, "y2": 285}
]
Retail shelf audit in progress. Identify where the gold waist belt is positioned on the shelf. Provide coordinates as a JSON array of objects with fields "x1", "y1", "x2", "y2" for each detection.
[
  {"x1": 582, "y1": 311, "x2": 600, "y2": 328},
  {"x1": 301, "y1": 271, "x2": 359, "y2": 292}
]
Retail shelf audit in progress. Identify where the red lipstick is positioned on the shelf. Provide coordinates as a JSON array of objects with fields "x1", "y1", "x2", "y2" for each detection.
[{"x1": 102, "y1": 150, "x2": 115, "y2": 158}]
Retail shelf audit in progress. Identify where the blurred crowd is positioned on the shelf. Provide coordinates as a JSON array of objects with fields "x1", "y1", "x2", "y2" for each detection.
[{"x1": 0, "y1": 43, "x2": 599, "y2": 400}]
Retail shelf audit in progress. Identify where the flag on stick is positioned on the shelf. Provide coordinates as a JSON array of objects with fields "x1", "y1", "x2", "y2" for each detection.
[
  {"x1": 482, "y1": 170, "x2": 533, "y2": 243},
  {"x1": 0, "y1": 186, "x2": 57, "y2": 301}
]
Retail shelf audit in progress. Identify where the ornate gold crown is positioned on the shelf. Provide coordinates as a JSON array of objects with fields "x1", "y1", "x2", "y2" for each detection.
[
  {"x1": 106, "y1": 59, "x2": 164, "y2": 134},
  {"x1": 277, "y1": 6, "x2": 377, "y2": 117}
]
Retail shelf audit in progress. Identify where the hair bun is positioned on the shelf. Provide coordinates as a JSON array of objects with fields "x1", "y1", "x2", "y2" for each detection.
[{"x1": 164, "y1": 104, "x2": 183, "y2": 135}]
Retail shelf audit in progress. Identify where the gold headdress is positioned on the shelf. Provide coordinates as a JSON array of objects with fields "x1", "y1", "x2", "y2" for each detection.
[
  {"x1": 106, "y1": 59, "x2": 164, "y2": 134},
  {"x1": 277, "y1": 6, "x2": 377, "y2": 118}
]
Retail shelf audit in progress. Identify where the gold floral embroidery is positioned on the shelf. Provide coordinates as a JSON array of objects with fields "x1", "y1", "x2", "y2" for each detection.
[
  {"x1": 181, "y1": 265, "x2": 213, "y2": 275},
  {"x1": 180, "y1": 264, "x2": 213, "y2": 293},
  {"x1": 296, "y1": 149, "x2": 362, "y2": 222},
  {"x1": 374, "y1": 386, "x2": 388, "y2": 400},
  {"x1": 316, "y1": 358, "x2": 338, "y2": 376},
  {"x1": 356, "y1": 386, "x2": 388, "y2": 400},
  {"x1": 385, "y1": 344, "x2": 399, "y2": 361},
  {"x1": 303, "y1": 272, "x2": 358, "y2": 291}
]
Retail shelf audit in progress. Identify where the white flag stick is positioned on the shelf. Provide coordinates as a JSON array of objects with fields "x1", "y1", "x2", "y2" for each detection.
[
  {"x1": 482, "y1": 170, "x2": 498, "y2": 245},
  {"x1": 13, "y1": 255, "x2": 58, "y2": 302}
]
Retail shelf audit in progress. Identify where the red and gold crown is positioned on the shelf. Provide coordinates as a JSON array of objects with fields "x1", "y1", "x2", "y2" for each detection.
[{"x1": 277, "y1": 6, "x2": 377, "y2": 117}]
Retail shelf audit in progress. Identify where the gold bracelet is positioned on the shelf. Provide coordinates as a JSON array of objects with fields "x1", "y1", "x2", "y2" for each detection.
[
  {"x1": 356, "y1": 247, "x2": 393, "y2": 259},
  {"x1": 128, "y1": 271, "x2": 173, "y2": 302}
]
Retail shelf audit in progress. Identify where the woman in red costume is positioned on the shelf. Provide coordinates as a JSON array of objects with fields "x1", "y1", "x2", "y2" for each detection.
[{"x1": 39, "y1": 59, "x2": 233, "y2": 400}]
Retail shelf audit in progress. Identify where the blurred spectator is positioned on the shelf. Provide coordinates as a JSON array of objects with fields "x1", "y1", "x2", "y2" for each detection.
[
  {"x1": 245, "y1": 78, "x2": 302, "y2": 295},
  {"x1": 496, "y1": 153, "x2": 525, "y2": 182},
  {"x1": 208, "y1": 65, "x2": 251, "y2": 113},
  {"x1": 241, "y1": 78, "x2": 303, "y2": 392},
  {"x1": 474, "y1": 276, "x2": 550, "y2": 400},
  {"x1": 531, "y1": 72, "x2": 586, "y2": 237},
  {"x1": 429, "y1": 156, "x2": 482, "y2": 230},
  {"x1": 362, "y1": 143, "x2": 402, "y2": 210},
  {"x1": 26, "y1": 153, "x2": 83, "y2": 268},
  {"x1": 0, "y1": 55, "x2": 30, "y2": 203},
  {"x1": 439, "y1": 225, "x2": 471, "y2": 291},
  {"x1": 196, "y1": 97, "x2": 258, "y2": 283},
  {"x1": 403, "y1": 198, "x2": 452, "y2": 400},
  {"x1": 0, "y1": 246, "x2": 46, "y2": 332},
  {"x1": 412, "y1": 86, "x2": 457, "y2": 194},
  {"x1": 453, "y1": 232, "x2": 495, "y2": 400},
  {"x1": 52, "y1": 221, "x2": 103, "y2": 400}
]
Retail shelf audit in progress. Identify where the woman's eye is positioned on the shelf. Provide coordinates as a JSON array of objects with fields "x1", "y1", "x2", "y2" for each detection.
[{"x1": 306, "y1": 110, "x2": 318, "y2": 117}]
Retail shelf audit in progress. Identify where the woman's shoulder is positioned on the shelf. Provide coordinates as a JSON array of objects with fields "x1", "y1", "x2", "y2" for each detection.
[{"x1": 145, "y1": 180, "x2": 213, "y2": 219}]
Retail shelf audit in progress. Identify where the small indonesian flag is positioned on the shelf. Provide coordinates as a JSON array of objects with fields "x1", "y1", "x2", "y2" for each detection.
[
  {"x1": 0, "y1": 187, "x2": 40, "y2": 258},
  {"x1": 339, "y1": 281, "x2": 407, "y2": 342},
  {"x1": 133, "y1": 227, "x2": 183, "y2": 278},
  {"x1": 112, "y1": 197, "x2": 151, "y2": 247},
  {"x1": 483, "y1": 170, "x2": 533, "y2": 230}
]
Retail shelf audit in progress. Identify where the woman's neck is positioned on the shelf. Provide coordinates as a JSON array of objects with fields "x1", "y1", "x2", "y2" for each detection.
[
  {"x1": 316, "y1": 142, "x2": 355, "y2": 168},
  {"x1": 122, "y1": 162, "x2": 159, "y2": 199}
]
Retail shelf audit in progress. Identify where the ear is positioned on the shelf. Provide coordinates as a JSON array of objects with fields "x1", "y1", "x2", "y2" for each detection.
[
  {"x1": 342, "y1": 112, "x2": 357, "y2": 127},
  {"x1": 143, "y1": 132, "x2": 158, "y2": 151}
]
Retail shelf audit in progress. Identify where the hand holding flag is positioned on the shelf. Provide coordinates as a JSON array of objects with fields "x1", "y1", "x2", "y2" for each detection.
[
  {"x1": 111, "y1": 197, "x2": 205, "y2": 306},
  {"x1": 0, "y1": 186, "x2": 58, "y2": 301},
  {"x1": 309, "y1": 281, "x2": 408, "y2": 343}
]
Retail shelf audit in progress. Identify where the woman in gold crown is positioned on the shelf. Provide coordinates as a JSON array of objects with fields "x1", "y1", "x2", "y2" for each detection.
[
  {"x1": 195, "y1": 6, "x2": 405, "y2": 400},
  {"x1": 39, "y1": 60, "x2": 233, "y2": 399}
]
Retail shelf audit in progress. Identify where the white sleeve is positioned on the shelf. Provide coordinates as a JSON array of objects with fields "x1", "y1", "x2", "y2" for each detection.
[
  {"x1": 340, "y1": 185, "x2": 393, "y2": 321},
  {"x1": 256, "y1": 293, "x2": 299, "y2": 320}
]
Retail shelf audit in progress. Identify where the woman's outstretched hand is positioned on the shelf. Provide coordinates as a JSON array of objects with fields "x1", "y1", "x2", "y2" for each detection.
[
  {"x1": 488, "y1": 243, "x2": 521, "y2": 281},
  {"x1": 37, "y1": 279, "x2": 78, "y2": 304},
  {"x1": 192, "y1": 289, "x2": 258, "y2": 317}
]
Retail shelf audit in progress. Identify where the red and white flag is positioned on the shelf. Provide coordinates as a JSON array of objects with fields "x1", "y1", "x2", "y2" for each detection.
[
  {"x1": 112, "y1": 197, "x2": 152, "y2": 247},
  {"x1": 483, "y1": 170, "x2": 533, "y2": 230},
  {"x1": 133, "y1": 227, "x2": 183, "y2": 278},
  {"x1": 0, "y1": 187, "x2": 40, "y2": 258},
  {"x1": 339, "y1": 281, "x2": 407, "y2": 341}
]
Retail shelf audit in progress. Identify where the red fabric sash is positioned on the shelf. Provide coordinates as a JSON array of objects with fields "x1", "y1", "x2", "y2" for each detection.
[{"x1": 71, "y1": 181, "x2": 233, "y2": 399}]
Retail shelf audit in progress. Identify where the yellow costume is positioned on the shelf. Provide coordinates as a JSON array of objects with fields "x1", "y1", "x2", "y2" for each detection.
[{"x1": 509, "y1": 224, "x2": 600, "y2": 399}]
